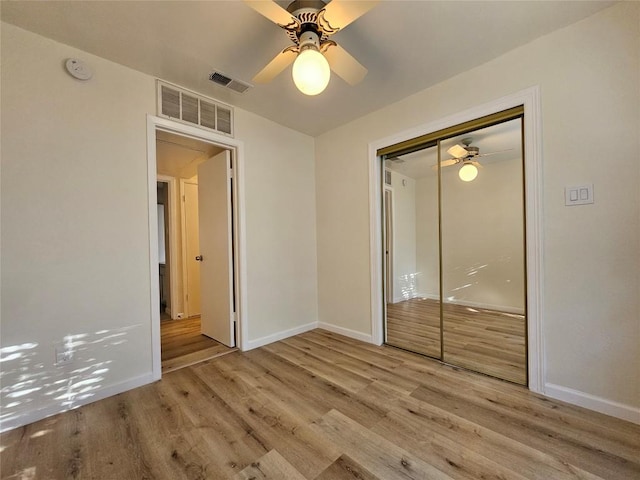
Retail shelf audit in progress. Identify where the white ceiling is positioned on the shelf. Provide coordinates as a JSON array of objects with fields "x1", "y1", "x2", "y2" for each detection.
[{"x1": 1, "y1": 1, "x2": 614, "y2": 136}]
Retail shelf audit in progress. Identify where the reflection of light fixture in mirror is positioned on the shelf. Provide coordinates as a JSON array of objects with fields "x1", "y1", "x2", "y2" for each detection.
[
  {"x1": 459, "y1": 162, "x2": 478, "y2": 182},
  {"x1": 292, "y1": 31, "x2": 330, "y2": 96}
]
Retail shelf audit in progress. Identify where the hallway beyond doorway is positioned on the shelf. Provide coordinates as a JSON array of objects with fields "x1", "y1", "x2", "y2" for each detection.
[{"x1": 161, "y1": 316, "x2": 235, "y2": 373}]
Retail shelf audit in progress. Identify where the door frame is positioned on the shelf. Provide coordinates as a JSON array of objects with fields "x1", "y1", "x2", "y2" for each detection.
[
  {"x1": 157, "y1": 175, "x2": 180, "y2": 319},
  {"x1": 147, "y1": 115, "x2": 247, "y2": 380},
  {"x1": 368, "y1": 86, "x2": 545, "y2": 394},
  {"x1": 383, "y1": 186, "x2": 394, "y2": 304}
]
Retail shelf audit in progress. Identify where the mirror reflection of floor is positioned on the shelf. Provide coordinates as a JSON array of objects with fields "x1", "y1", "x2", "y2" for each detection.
[
  {"x1": 386, "y1": 297, "x2": 526, "y2": 385},
  {"x1": 161, "y1": 316, "x2": 236, "y2": 373}
]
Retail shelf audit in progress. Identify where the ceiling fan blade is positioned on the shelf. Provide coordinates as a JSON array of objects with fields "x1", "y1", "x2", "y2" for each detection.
[
  {"x1": 252, "y1": 48, "x2": 297, "y2": 83},
  {"x1": 323, "y1": 43, "x2": 367, "y2": 85},
  {"x1": 431, "y1": 158, "x2": 459, "y2": 170},
  {"x1": 447, "y1": 144, "x2": 469, "y2": 159},
  {"x1": 471, "y1": 160, "x2": 483, "y2": 169},
  {"x1": 441, "y1": 158, "x2": 459, "y2": 167},
  {"x1": 476, "y1": 147, "x2": 514, "y2": 158},
  {"x1": 245, "y1": 0, "x2": 298, "y2": 28},
  {"x1": 318, "y1": 0, "x2": 379, "y2": 33}
]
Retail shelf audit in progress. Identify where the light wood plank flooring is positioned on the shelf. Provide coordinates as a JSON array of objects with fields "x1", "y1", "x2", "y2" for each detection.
[
  {"x1": 386, "y1": 298, "x2": 442, "y2": 357},
  {"x1": 2, "y1": 329, "x2": 638, "y2": 479},
  {"x1": 386, "y1": 298, "x2": 527, "y2": 384},
  {"x1": 161, "y1": 316, "x2": 235, "y2": 373}
]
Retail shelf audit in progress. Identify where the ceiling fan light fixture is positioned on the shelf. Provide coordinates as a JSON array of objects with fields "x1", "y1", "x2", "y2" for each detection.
[
  {"x1": 292, "y1": 47, "x2": 330, "y2": 95},
  {"x1": 459, "y1": 162, "x2": 478, "y2": 182},
  {"x1": 292, "y1": 30, "x2": 330, "y2": 96}
]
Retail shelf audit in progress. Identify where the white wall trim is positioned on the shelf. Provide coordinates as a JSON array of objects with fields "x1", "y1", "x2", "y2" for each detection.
[
  {"x1": 147, "y1": 118, "x2": 162, "y2": 381},
  {"x1": 369, "y1": 142, "x2": 385, "y2": 346},
  {"x1": 317, "y1": 322, "x2": 373, "y2": 343},
  {"x1": 545, "y1": 383, "x2": 640, "y2": 425},
  {"x1": 157, "y1": 175, "x2": 179, "y2": 319},
  {"x1": 244, "y1": 322, "x2": 318, "y2": 351},
  {"x1": 368, "y1": 86, "x2": 545, "y2": 393},
  {"x1": 0, "y1": 373, "x2": 155, "y2": 434},
  {"x1": 146, "y1": 115, "x2": 248, "y2": 382}
]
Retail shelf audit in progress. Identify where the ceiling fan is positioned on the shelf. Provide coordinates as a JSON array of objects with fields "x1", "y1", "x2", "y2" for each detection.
[
  {"x1": 434, "y1": 137, "x2": 512, "y2": 182},
  {"x1": 245, "y1": 0, "x2": 379, "y2": 95}
]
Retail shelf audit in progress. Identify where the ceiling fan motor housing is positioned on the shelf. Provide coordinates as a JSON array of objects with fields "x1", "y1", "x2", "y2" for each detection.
[
  {"x1": 298, "y1": 30, "x2": 322, "y2": 52},
  {"x1": 466, "y1": 146, "x2": 480, "y2": 157},
  {"x1": 285, "y1": 0, "x2": 331, "y2": 46}
]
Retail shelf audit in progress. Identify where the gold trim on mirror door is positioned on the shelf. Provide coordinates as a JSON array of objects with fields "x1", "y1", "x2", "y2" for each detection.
[{"x1": 377, "y1": 106, "x2": 524, "y2": 158}]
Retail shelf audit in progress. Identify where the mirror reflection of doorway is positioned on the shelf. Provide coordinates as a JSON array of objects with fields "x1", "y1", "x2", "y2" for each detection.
[{"x1": 383, "y1": 112, "x2": 527, "y2": 385}]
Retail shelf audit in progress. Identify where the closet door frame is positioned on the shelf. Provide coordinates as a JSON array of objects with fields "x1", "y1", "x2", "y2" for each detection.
[{"x1": 368, "y1": 86, "x2": 544, "y2": 394}]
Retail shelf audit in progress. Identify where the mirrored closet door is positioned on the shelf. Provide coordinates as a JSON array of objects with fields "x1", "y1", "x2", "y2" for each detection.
[
  {"x1": 384, "y1": 144, "x2": 441, "y2": 358},
  {"x1": 382, "y1": 110, "x2": 527, "y2": 385}
]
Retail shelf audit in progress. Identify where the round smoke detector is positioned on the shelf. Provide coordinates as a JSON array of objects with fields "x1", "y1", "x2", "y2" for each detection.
[{"x1": 65, "y1": 58, "x2": 93, "y2": 80}]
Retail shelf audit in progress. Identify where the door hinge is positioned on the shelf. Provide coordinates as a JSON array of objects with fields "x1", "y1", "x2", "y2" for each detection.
[
  {"x1": 182, "y1": 195, "x2": 185, "y2": 202},
  {"x1": 229, "y1": 168, "x2": 234, "y2": 179}
]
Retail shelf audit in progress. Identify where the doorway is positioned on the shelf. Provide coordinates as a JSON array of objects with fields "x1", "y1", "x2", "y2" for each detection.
[
  {"x1": 150, "y1": 120, "x2": 244, "y2": 375},
  {"x1": 382, "y1": 112, "x2": 527, "y2": 385}
]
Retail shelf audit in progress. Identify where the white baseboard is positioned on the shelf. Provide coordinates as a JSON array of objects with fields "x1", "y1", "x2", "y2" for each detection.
[
  {"x1": 244, "y1": 322, "x2": 318, "y2": 351},
  {"x1": 0, "y1": 372, "x2": 156, "y2": 433},
  {"x1": 317, "y1": 322, "x2": 373, "y2": 344},
  {"x1": 447, "y1": 298, "x2": 525, "y2": 315},
  {"x1": 392, "y1": 292, "x2": 437, "y2": 304},
  {"x1": 545, "y1": 383, "x2": 640, "y2": 425}
]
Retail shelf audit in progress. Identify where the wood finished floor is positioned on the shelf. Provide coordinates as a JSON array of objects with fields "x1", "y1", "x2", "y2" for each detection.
[
  {"x1": 2, "y1": 329, "x2": 638, "y2": 480},
  {"x1": 161, "y1": 316, "x2": 235, "y2": 373},
  {"x1": 386, "y1": 298, "x2": 527, "y2": 385}
]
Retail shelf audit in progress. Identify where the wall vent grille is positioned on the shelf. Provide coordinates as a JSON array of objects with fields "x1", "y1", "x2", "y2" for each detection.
[
  {"x1": 209, "y1": 71, "x2": 252, "y2": 94},
  {"x1": 384, "y1": 170, "x2": 392, "y2": 186},
  {"x1": 157, "y1": 80, "x2": 234, "y2": 136}
]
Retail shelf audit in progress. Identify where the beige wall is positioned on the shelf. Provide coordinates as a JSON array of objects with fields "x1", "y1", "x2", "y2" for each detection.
[
  {"x1": 0, "y1": 22, "x2": 318, "y2": 429},
  {"x1": 398, "y1": 155, "x2": 526, "y2": 313},
  {"x1": 414, "y1": 174, "x2": 439, "y2": 301},
  {"x1": 236, "y1": 108, "x2": 318, "y2": 342},
  {"x1": 439, "y1": 157, "x2": 525, "y2": 313},
  {"x1": 387, "y1": 170, "x2": 417, "y2": 302},
  {"x1": 315, "y1": 2, "x2": 639, "y2": 411}
]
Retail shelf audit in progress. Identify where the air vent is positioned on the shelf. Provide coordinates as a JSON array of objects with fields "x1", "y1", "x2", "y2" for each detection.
[
  {"x1": 209, "y1": 72, "x2": 232, "y2": 86},
  {"x1": 385, "y1": 170, "x2": 392, "y2": 186},
  {"x1": 157, "y1": 80, "x2": 234, "y2": 137},
  {"x1": 209, "y1": 71, "x2": 252, "y2": 94}
]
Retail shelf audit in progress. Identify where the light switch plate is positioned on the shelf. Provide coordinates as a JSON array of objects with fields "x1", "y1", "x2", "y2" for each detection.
[{"x1": 565, "y1": 184, "x2": 594, "y2": 206}]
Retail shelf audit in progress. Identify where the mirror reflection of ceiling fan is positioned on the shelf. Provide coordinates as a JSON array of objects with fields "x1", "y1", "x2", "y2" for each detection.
[
  {"x1": 434, "y1": 137, "x2": 513, "y2": 182},
  {"x1": 245, "y1": 0, "x2": 379, "y2": 96}
]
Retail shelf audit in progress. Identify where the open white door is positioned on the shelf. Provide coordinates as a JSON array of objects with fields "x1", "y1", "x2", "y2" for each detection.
[{"x1": 197, "y1": 150, "x2": 235, "y2": 347}]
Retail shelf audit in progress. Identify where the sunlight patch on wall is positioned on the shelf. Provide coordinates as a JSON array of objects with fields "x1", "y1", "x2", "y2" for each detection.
[{"x1": 0, "y1": 325, "x2": 141, "y2": 432}]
